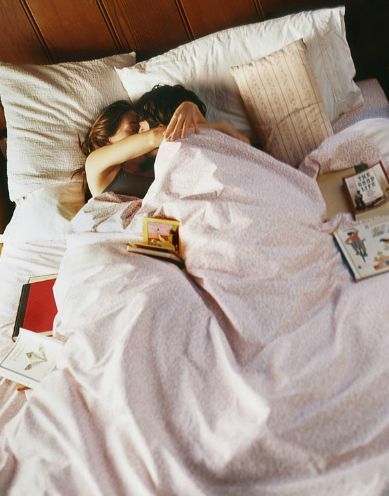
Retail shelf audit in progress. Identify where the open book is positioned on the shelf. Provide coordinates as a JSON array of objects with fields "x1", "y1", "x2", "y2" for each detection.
[
  {"x1": 333, "y1": 215, "x2": 389, "y2": 280},
  {"x1": 0, "y1": 328, "x2": 64, "y2": 389},
  {"x1": 127, "y1": 217, "x2": 184, "y2": 268}
]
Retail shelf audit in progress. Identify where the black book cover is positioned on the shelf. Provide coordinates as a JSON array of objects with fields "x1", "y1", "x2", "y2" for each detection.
[{"x1": 12, "y1": 283, "x2": 31, "y2": 341}]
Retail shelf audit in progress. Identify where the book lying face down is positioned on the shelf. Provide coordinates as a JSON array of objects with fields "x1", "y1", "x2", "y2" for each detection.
[{"x1": 13, "y1": 274, "x2": 58, "y2": 341}]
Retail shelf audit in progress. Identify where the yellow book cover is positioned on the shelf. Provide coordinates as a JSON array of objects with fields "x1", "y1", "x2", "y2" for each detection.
[
  {"x1": 142, "y1": 217, "x2": 180, "y2": 254},
  {"x1": 127, "y1": 217, "x2": 184, "y2": 268}
]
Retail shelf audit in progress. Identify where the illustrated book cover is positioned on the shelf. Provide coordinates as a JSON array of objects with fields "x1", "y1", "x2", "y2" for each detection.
[
  {"x1": 127, "y1": 217, "x2": 184, "y2": 268},
  {"x1": 13, "y1": 274, "x2": 58, "y2": 341},
  {"x1": 333, "y1": 215, "x2": 389, "y2": 280},
  {"x1": 0, "y1": 328, "x2": 64, "y2": 389}
]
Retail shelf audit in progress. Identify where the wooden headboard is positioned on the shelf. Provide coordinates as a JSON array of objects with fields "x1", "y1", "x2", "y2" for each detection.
[{"x1": 0, "y1": 0, "x2": 388, "y2": 133}]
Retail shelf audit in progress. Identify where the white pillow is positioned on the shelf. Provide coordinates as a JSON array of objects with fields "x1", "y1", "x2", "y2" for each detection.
[
  {"x1": 299, "y1": 117, "x2": 389, "y2": 178},
  {"x1": 2, "y1": 182, "x2": 85, "y2": 243},
  {"x1": 350, "y1": 118, "x2": 389, "y2": 166},
  {"x1": 116, "y1": 7, "x2": 362, "y2": 138},
  {"x1": 0, "y1": 52, "x2": 136, "y2": 201}
]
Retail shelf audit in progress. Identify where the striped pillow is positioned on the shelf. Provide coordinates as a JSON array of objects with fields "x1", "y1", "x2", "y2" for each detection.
[{"x1": 230, "y1": 39, "x2": 333, "y2": 166}]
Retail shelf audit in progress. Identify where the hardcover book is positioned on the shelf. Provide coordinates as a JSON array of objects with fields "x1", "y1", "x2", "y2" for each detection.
[
  {"x1": 318, "y1": 162, "x2": 389, "y2": 220},
  {"x1": 13, "y1": 274, "x2": 58, "y2": 341},
  {"x1": 0, "y1": 328, "x2": 64, "y2": 389},
  {"x1": 343, "y1": 162, "x2": 389, "y2": 220},
  {"x1": 333, "y1": 215, "x2": 389, "y2": 280}
]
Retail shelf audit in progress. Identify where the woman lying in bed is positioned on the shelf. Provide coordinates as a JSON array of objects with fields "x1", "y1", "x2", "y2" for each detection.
[{"x1": 79, "y1": 84, "x2": 249, "y2": 198}]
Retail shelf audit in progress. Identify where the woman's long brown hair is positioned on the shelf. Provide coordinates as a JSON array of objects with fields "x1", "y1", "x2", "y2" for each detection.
[{"x1": 73, "y1": 100, "x2": 135, "y2": 199}]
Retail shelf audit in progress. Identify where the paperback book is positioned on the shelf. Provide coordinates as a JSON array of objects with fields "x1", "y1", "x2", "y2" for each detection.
[
  {"x1": 333, "y1": 215, "x2": 389, "y2": 280},
  {"x1": 127, "y1": 217, "x2": 184, "y2": 268},
  {"x1": 0, "y1": 328, "x2": 64, "y2": 389}
]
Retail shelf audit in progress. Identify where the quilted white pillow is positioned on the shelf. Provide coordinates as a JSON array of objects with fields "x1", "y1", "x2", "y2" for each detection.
[
  {"x1": 0, "y1": 53, "x2": 136, "y2": 201},
  {"x1": 117, "y1": 7, "x2": 362, "y2": 138}
]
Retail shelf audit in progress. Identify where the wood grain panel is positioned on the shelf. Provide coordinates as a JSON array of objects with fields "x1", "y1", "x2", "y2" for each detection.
[
  {"x1": 0, "y1": 0, "x2": 48, "y2": 63},
  {"x1": 26, "y1": 0, "x2": 122, "y2": 62},
  {"x1": 102, "y1": 0, "x2": 191, "y2": 60},
  {"x1": 0, "y1": 107, "x2": 6, "y2": 133},
  {"x1": 0, "y1": 148, "x2": 14, "y2": 233},
  {"x1": 180, "y1": 0, "x2": 263, "y2": 39}
]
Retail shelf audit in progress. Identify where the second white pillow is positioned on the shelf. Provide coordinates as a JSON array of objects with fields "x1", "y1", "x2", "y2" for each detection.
[{"x1": 116, "y1": 7, "x2": 362, "y2": 139}]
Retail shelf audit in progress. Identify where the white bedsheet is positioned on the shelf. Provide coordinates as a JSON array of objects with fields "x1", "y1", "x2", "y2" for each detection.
[
  {"x1": 2, "y1": 127, "x2": 389, "y2": 495},
  {"x1": 0, "y1": 182, "x2": 84, "y2": 437}
]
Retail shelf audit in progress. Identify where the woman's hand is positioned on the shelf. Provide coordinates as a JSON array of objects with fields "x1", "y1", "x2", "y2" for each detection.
[{"x1": 165, "y1": 101, "x2": 207, "y2": 140}]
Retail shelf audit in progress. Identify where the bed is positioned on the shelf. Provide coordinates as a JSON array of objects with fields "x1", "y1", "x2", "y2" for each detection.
[{"x1": 1, "y1": 1, "x2": 389, "y2": 495}]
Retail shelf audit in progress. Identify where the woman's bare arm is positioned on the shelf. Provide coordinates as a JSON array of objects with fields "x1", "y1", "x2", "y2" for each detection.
[
  {"x1": 85, "y1": 126, "x2": 165, "y2": 197},
  {"x1": 85, "y1": 126, "x2": 165, "y2": 177}
]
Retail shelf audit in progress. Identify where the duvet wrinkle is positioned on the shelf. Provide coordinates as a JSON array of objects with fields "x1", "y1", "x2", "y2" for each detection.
[{"x1": 3, "y1": 127, "x2": 389, "y2": 495}]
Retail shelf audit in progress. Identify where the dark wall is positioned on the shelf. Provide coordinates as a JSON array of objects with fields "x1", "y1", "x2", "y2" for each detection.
[{"x1": 0, "y1": 148, "x2": 14, "y2": 233}]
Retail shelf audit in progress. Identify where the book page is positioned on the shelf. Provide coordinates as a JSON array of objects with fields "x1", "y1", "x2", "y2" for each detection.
[
  {"x1": 0, "y1": 328, "x2": 63, "y2": 387},
  {"x1": 28, "y1": 274, "x2": 57, "y2": 283},
  {"x1": 335, "y1": 217, "x2": 389, "y2": 279},
  {"x1": 127, "y1": 244, "x2": 184, "y2": 268}
]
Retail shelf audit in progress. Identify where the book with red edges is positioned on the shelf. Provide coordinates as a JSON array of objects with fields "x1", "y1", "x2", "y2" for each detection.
[{"x1": 12, "y1": 274, "x2": 58, "y2": 342}]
